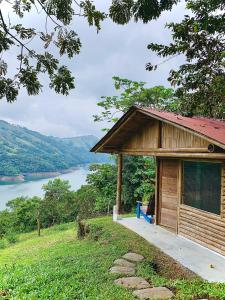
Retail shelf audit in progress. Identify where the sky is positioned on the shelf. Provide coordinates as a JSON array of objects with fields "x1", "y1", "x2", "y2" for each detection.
[{"x1": 0, "y1": 1, "x2": 186, "y2": 138}]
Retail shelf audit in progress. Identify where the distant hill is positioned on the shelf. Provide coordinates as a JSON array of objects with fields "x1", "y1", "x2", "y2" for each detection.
[{"x1": 0, "y1": 120, "x2": 108, "y2": 177}]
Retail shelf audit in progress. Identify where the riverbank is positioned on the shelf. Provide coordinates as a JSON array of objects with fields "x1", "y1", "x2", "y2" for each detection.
[
  {"x1": 0, "y1": 167, "x2": 89, "y2": 210},
  {"x1": 0, "y1": 167, "x2": 83, "y2": 184}
]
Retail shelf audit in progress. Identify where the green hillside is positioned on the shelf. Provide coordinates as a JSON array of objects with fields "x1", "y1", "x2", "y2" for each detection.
[
  {"x1": 0, "y1": 120, "x2": 108, "y2": 176},
  {"x1": 0, "y1": 217, "x2": 224, "y2": 299}
]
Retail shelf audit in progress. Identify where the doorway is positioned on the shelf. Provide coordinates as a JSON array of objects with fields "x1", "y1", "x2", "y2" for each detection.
[{"x1": 159, "y1": 159, "x2": 180, "y2": 232}]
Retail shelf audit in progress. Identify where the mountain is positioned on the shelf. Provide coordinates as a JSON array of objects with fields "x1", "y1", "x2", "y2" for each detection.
[{"x1": 0, "y1": 120, "x2": 108, "y2": 177}]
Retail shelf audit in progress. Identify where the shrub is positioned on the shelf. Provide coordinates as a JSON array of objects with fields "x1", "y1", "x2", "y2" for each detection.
[
  {"x1": 5, "y1": 232, "x2": 18, "y2": 244},
  {"x1": 76, "y1": 216, "x2": 86, "y2": 240},
  {"x1": 87, "y1": 223, "x2": 103, "y2": 241},
  {"x1": 0, "y1": 239, "x2": 5, "y2": 249},
  {"x1": 73, "y1": 185, "x2": 97, "y2": 219}
]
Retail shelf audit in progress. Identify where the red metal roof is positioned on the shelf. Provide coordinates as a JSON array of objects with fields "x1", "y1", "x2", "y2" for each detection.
[{"x1": 140, "y1": 107, "x2": 225, "y2": 147}]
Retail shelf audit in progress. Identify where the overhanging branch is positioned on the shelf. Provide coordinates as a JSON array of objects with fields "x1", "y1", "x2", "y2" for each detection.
[{"x1": 0, "y1": 9, "x2": 33, "y2": 54}]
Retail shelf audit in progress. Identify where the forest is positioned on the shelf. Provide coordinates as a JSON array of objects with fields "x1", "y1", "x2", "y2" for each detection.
[
  {"x1": 0, "y1": 121, "x2": 108, "y2": 176},
  {"x1": 0, "y1": 156, "x2": 155, "y2": 245}
]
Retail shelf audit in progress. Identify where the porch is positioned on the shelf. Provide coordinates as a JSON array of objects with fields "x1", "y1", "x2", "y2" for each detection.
[{"x1": 117, "y1": 216, "x2": 225, "y2": 283}]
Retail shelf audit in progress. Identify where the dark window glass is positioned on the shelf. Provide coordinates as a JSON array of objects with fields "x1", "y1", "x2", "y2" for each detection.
[{"x1": 183, "y1": 161, "x2": 221, "y2": 215}]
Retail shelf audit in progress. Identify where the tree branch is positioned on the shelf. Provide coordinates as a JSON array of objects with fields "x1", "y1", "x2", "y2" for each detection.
[
  {"x1": 36, "y1": 0, "x2": 63, "y2": 28},
  {"x1": 0, "y1": 9, "x2": 33, "y2": 54},
  {"x1": 73, "y1": 0, "x2": 81, "y2": 8},
  {"x1": 19, "y1": 45, "x2": 23, "y2": 71}
]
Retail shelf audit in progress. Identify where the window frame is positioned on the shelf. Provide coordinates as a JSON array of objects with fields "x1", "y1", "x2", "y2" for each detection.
[{"x1": 181, "y1": 159, "x2": 222, "y2": 217}]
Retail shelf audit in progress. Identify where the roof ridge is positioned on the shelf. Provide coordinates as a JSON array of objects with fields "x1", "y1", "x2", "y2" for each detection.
[{"x1": 141, "y1": 107, "x2": 224, "y2": 124}]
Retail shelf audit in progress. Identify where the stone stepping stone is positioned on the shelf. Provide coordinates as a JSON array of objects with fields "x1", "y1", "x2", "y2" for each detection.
[
  {"x1": 122, "y1": 252, "x2": 144, "y2": 262},
  {"x1": 115, "y1": 277, "x2": 150, "y2": 289},
  {"x1": 110, "y1": 266, "x2": 135, "y2": 275},
  {"x1": 133, "y1": 287, "x2": 174, "y2": 299},
  {"x1": 113, "y1": 258, "x2": 135, "y2": 268}
]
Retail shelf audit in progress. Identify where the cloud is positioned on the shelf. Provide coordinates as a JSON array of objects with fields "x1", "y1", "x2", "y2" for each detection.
[{"x1": 0, "y1": 0, "x2": 187, "y2": 138}]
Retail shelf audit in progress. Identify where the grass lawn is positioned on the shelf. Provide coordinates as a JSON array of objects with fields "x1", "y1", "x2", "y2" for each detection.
[{"x1": 0, "y1": 217, "x2": 225, "y2": 299}]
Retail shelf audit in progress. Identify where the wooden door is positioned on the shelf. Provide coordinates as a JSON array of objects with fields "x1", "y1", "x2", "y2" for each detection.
[{"x1": 159, "y1": 159, "x2": 180, "y2": 232}]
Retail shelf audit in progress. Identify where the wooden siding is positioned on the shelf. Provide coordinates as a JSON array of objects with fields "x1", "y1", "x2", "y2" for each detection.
[
  {"x1": 122, "y1": 120, "x2": 159, "y2": 150},
  {"x1": 159, "y1": 159, "x2": 179, "y2": 232},
  {"x1": 222, "y1": 163, "x2": 225, "y2": 219},
  {"x1": 179, "y1": 205, "x2": 225, "y2": 256},
  {"x1": 155, "y1": 157, "x2": 160, "y2": 225},
  {"x1": 179, "y1": 163, "x2": 225, "y2": 256},
  {"x1": 162, "y1": 123, "x2": 209, "y2": 149},
  {"x1": 119, "y1": 120, "x2": 214, "y2": 154}
]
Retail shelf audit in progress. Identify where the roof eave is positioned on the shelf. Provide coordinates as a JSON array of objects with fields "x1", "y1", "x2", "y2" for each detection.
[
  {"x1": 90, "y1": 106, "x2": 139, "y2": 152},
  {"x1": 137, "y1": 107, "x2": 225, "y2": 151},
  {"x1": 91, "y1": 106, "x2": 225, "y2": 153}
]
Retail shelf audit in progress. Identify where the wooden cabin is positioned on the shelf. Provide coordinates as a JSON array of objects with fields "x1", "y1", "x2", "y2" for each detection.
[{"x1": 91, "y1": 106, "x2": 225, "y2": 257}]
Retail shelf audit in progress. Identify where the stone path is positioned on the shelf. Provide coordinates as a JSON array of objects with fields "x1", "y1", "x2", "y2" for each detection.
[
  {"x1": 110, "y1": 252, "x2": 175, "y2": 299},
  {"x1": 122, "y1": 252, "x2": 145, "y2": 262},
  {"x1": 113, "y1": 258, "x2": 135, "y2": 268},
  {"x1": 115, "y1": 277, "x2": 150, "y2": 289},
  {"x1": 110, "y1": 266, "x2": 135, "y2": 275},
  {"x1": 133, "y1": 287, "x2": 174, "y2": 299}
]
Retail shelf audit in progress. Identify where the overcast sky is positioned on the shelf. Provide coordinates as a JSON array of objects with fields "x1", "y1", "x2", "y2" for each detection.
[{"x1": 0, "y1": 1, "x2": 186, "y2": 138}]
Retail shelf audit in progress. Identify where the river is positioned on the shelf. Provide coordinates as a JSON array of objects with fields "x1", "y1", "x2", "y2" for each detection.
[{"x1": 0, "y1": 167, "x2": 89, "y2": 211}]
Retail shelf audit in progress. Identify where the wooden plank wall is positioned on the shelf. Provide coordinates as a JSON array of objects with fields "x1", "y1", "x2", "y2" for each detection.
[
  {"x1": 179, "y1": 163, "x2": 225, "y2": 256},
  {"x1": 159, "y1": 159, "x2": 180, "y2": 232},
  {"x1": 222, "y1": 163, "x2": 225, "y2": 219},
  {"x1": 162, "y1": 123, "x2": 209, "y2": 149},
  {"x1": 122, "y1": 121, "x2": 210, "y2": 152},
  {"x1": 122, "y1": 120, "x2": 159, "y2": 150}
]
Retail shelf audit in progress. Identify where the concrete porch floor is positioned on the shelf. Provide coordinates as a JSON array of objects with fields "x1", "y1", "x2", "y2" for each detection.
[{"x1": 117, "y1": 217, "x2": 225, "y2": 282}]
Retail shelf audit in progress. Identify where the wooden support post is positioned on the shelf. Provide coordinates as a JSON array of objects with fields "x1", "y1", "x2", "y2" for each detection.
[
  {"x1": 155, "y1": 158, "x2": 160, "y2": 225},
  {"x1": 116, "y1": 153, "x2": 123, "y2": 215},
  {"x1": 154, "y1": 122, "x2": 161, "y2": 225}
]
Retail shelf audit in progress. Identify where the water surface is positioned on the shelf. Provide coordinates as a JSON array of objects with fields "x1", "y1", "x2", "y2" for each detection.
[{"x1": 0, "y1": 167, "x2": 89, "y2": 211}]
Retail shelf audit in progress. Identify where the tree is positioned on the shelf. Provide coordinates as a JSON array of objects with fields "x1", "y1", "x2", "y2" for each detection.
[
  {"x1": 93, "y1": 77, "x2": 175, "y2": 211},
  {"x1": 0, "y1": 210, "x2": 13, "y2": 238},
  {"x1": 122, "y1": 156, "x2": 155, "y2": 210},
  {"x1": 109, "y1": 1, "x2": 225, "y2": 118},
  {"x1": 0, "y1": 1, "x2": 106, "y2": 102},
  {"x1": 87, "y1": 163, "x2": 117, "y2": 214},
  {"x1": 41, "y1": 178, "x2": 75, "y2": 226},
  {"x1": 0, "y1": 0, "x2": 184, "y2": 103},
  {"x1": 86, "y1": 156, "x2": 156, "y2": 212},
  {"x1": 2, "y1": 0, "x2": 224, "y2": 115},
  {"x1": 73, "y1": 184, "x2": 97, "y2": 218},
  {"x1": 5, "y1": 196, "x2": 41, "y2": 233},
  {"x1": 94, "y1": 76, "x2": 177, "y2": 130},
  {"x1": 146, "y1": 1, "x2": 225, "y2": 118},
  {"x1": 109, "y1": 0, "x2": 179, "y2": 24}
]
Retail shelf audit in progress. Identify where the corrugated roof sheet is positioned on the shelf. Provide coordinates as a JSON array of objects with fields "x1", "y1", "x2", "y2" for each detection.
[{"x1": 140, "y1": 107, "x2": 225, "y2": 146}]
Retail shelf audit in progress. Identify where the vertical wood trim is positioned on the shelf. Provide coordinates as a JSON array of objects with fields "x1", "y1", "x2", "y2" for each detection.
[
  {"x1": 181, "y1": 161, "x2": 184, "y2": 205},
  {"x1": 221, "y1": 163, "x2": 225, "y2": 219},
  {"x1": 220, "y1": 164, "x2": 223, "y2": 218},
  {"x1": 158, "y1": 121, "x2": 162, "y2": 148},
  {"x1": 158, "y1": 159, "x2": 163, "y2": 225},
  {"x1": 116, "y1": 154, "x2": 123, "y2": 214},
  {"x1": 155, "y1": 158, "x2": 160, "y2": 225},
  {"x1": 177, "y1": 160, "x2": 182, "y2": 234}
]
